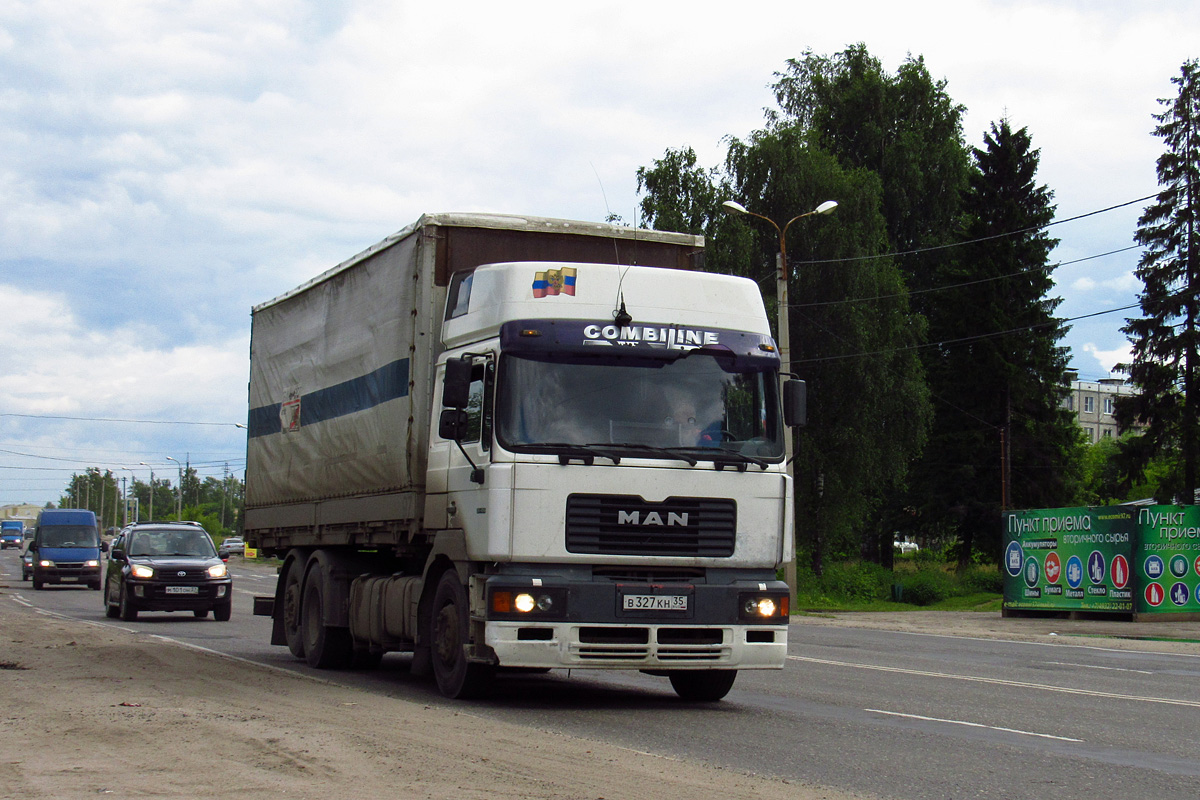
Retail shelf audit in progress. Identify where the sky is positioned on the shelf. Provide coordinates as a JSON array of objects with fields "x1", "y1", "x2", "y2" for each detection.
[{"x1": 1, "y1": 0, "x2": 1197, "y2": 507}]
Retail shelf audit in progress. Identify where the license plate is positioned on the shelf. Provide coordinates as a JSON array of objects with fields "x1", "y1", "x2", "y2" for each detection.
[
  {"x1": 166, "y1": 586, "x2": 199, "y2": 595},
  {"x1": 622, "y1": 594, "x2": 687, "y2": 611},
  {"x1": 61, "y1": 576, "x2": 78, "y2": 582}
]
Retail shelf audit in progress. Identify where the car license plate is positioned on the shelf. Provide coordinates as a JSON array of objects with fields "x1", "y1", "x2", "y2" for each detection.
[
  {"x1": 166, "y1": 586, "x2": 199, "y2": 595},
  {"x1": 61, "y1": 576, "x2": 78, "y2": 582},
  {"x1": 622, "y1": 594, "x2": 687, "y2": 611}
]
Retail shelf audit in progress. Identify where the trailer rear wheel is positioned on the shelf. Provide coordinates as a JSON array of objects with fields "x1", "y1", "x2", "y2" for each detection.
[
  {"x1": 668, "y1": 670, "x2": 737, "y2": 701},
  {"x1": 282, "y1": 560, "x2": 306, "y2": 658},
  {"x1": 431, "y1": 571, "x2": 494, "y2": 699},
  {"x1": 301, "y1": 563, "x2": 352, "y2": 669}
]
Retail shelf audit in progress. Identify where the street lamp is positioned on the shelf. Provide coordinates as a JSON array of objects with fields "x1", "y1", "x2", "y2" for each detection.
[
  {"x1": 165, "y1": 456, "x2": 183, "y2": 520},
  {"x1": 138, "y1": 462, "x2": 154, "y2": 521},
  {"x1": 119, "y1": 466, "x2": 134, "y2": 525},
  {"x1": 721, "y1": 198, "x2": 838, "y2": 603}
]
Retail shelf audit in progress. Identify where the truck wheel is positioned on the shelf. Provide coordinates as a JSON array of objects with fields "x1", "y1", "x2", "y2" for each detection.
[
  {"x1": 119, "y1": 587, "x2": 139, "y2": 621},
  {"x1": 301, "y1": 564, "x2": 352, "y2": 669},
  {"x1": 668, "y1": 670, "x2": 737, "y2": 701},
  {"x1": 282, "y1": 562, "x2": 306, "y2": 658},
  {"x1": 430, "y1": 571, "x2": 494, "y2": 699}
]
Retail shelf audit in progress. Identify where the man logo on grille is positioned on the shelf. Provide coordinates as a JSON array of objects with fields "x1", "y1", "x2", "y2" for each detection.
[{"x1": 617, "y1": 511, "x2": 689, "y2": 526}]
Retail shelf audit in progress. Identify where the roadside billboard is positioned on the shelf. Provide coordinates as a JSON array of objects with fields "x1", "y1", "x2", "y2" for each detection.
[
  {"x1": 1002, "y1": 507, "x2": 1135, "y2": 613},
  {"x1": 1134, "y1": 506, "x2": 1200, "y2": 615}
]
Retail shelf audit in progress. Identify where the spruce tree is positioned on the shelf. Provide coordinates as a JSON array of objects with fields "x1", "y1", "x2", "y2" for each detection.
[
  {"x1": 915, "y1": 120, "x2": 1080, "y2": 564},
  {"x1": 1118, "y1": 59, "x2": 1200, "y2": 503}
]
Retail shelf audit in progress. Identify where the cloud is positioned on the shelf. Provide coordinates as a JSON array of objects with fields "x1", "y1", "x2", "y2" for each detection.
[{"x1": 1082, "y1": 342, "x2": 1133, "y2": 377}]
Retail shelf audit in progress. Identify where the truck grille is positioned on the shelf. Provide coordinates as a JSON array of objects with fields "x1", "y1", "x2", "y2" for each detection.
[{"x1": 565, "y1": 494, "x2": 736, "y2": 557}]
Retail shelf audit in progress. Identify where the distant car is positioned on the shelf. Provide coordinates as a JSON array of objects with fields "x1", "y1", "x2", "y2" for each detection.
[
  {"x1": 22, "y1": 550, "x2": 34, "y2": 580},
  {"x1": 218, "y1": 536, "x2": 244, "y2": 558},
  {"x1": 1, "y1": 520, "x2": 23, "y2": 549},
  {"x1": 103, "y1": 521, "x2": 232, "y2": 621},
  {"x1": 894, "y1": 538, "x2": 920, "y2": 554}
]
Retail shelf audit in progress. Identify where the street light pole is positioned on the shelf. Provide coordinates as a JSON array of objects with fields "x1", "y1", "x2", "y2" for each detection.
[
  {"x1": 721, "y1": 199, "x2": 838, "y2": 604},
  {"x1": 139, "y1": 462, "x2": 154, "y2": 521},
  {"x1": 165, "y1": 456, "x2": 183, "y2": 520}
]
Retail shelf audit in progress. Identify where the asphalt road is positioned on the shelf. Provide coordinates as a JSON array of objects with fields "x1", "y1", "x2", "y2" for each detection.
[{"x1": 4, "y1": 548, "x2": 1199, "y2": 800}]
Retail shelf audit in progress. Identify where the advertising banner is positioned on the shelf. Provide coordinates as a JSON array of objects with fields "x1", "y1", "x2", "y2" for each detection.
[
  {"x1": 1003, "y1": 507, "x2": 1135, "y2": 613},
  {"x1": 1133, "y1": 506, "x2": 1200, "y2": 615}
]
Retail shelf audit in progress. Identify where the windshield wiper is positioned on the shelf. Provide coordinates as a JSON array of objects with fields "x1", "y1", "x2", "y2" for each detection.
[
  {"x1": 526, "y1": 442, "x2": 623, "y2": 465},
  {"x1": 586, "y1": 443, "x2": 698, "y2": 466},
  {"x1": 670, "y1": 446, "x2": 771, "y2": 471}
]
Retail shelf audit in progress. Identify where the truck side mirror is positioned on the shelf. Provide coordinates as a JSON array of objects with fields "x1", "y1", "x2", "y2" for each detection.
[
  {"x1": 783, "y1": 380, "x2": 807, "y2": 428},
  {"x1": 442, "y1": 358, "x2": 472, "y2": 409},
  {"x1": 439, "y1": 409, "x2": 469, "y2": 441}
]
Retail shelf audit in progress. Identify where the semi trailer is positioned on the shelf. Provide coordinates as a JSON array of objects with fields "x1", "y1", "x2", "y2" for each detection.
[{"x1": 245, "y1": 212, "x2": 802, "y2": 699}]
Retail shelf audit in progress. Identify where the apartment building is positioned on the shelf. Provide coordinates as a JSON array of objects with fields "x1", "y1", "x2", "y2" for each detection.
[{"x1": 1063, "y1": 375, "x2": 1138, "y2": 443}]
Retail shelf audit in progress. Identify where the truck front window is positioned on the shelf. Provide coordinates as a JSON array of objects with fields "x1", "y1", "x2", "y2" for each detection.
[{"x1": 495, "y1": 353, "x2": 782, "y2": 459}]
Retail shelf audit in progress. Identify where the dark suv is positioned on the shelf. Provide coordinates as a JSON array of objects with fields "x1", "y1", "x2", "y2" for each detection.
[{"x1": 104, "y1": 522, "x2": 233, "y2": 621}]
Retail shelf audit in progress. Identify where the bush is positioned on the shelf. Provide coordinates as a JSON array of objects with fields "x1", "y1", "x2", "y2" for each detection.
[
  {"x1": 810, "y1": 561, "x2": 893, "y2": 603},
  {"x1": 896, "y1": 569, "x2": 951, "y2": 606},
  {"x1": 959, "y1": 565, "x2": 1003, "y2": 594}
]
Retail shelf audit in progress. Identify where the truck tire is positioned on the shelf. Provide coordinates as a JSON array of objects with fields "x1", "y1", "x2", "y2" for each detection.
[
  {"x1": 668, "y1": 670, "x2": 737, "y2": 701},
  {"x1": 430, "y1": 571, "x2": 494, "y2": 699},
  {"x1": 282, "y1": 559, "x2": 306, "y2": 658},
  {"x1": 119, "y1": 587, "x2": 139, "y2": 621},
  {"x1": 301, "y1": 563, "x2": 352, "y2": 669}
]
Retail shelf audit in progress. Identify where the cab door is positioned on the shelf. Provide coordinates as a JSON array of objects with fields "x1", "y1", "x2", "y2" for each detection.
[{"x1": 443, "y1": 358, "x2": 493, "y2": 537}]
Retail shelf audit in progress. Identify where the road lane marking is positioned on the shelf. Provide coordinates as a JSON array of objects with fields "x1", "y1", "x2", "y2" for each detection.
[
  {"x1": 788, "y1": 655, "x2": 1200, "y2": 708},
  {"x1": 1044, "y1": 660, "x2": 1154, "y2": 675},
  {"x1": 864, "y1": 708, "x2": 1084, "y2": 742}
]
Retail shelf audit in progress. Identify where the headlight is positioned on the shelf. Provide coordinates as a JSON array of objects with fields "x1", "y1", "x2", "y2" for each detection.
[
  {"x1": 84, "y1": 560, "x2": 99, "y2": 568},
  {"x1": 489, "y1": 587, "x2": 567, "y2": 619},
  {"x1": 131, "y1": 564, "x2": 154, "y2": 579},
  {"x1": 38, "y1": 560, "x2": 54, "y2": 568},
  {"x1": 739, "y1": 593, "x2": 789, "y2": 620},
  {"x1": 208, "y1": 563, "x2": 227, "y2": 578}
]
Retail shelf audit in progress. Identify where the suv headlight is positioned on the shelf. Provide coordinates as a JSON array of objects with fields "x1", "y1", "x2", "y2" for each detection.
[
  {"x1": 207, "y1": 563, "x2": 227, "y2": 578},
  {"x1": 131, "y1": 564, "x2": 155, "y2": 579}
]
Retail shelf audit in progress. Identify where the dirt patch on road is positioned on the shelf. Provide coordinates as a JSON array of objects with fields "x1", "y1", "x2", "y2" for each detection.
[{"x1": 0, "y1": 597, "x2": 869, "y2": 800}]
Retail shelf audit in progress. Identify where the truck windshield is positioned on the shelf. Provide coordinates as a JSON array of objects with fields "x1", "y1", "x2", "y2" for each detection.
[
  {"x1": 495, "y1": 352, "x2": 783, "y2": 460},
  {"x1": 38, "y1": 526, "x2": 99, "y2": 548}
]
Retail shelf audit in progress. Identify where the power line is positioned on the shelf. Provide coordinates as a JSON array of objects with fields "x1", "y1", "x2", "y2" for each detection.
[
  {"x1": 792, "y1": 193, "x2": 1158, "y2": 266},
  {"x1": 791, "y1": 245, "x2": 1141, "y2": 310},
  {"x1": 793, "y1": 302, "x2": 1140, "y2": 366}
]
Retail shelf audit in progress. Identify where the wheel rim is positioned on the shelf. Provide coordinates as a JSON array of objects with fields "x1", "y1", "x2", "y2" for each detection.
[{"x1": 434, "y1": 602, "x2": 460, "y2": 670}]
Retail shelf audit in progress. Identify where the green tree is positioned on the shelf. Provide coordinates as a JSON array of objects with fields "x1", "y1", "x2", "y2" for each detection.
[
  {"x1": 915, "y1": 120, "x2": 1082, "y2": 566},
  {"x1": 722, "y1": 128, "x2": 930, "y2": 574},
  {"x1": 637, "y1": 120, "x2": 931, "y2": 575},
  {"x1": 1117, "y1": 59, "x2": 1200, "y2": 503}
]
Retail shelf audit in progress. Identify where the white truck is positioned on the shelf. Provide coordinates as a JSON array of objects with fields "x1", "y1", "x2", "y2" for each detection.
[{"x1": 245, "y1": 212, "x2": 802, "y2": 700}]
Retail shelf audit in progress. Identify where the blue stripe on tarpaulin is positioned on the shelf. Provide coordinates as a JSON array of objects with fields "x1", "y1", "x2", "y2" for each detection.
[{"x1": 246, "y1": 358, "x2": 410, "y2": 439}]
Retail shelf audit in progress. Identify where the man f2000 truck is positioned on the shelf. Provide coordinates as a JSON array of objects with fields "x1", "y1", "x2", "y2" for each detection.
[{"x1": 246, "y1": 212, "x2": 803, "y2": 700}]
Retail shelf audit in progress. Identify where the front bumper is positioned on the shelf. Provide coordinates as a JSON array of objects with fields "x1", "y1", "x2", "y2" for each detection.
[
  {"x1": 125, "y1": 579, "x2": 233, "y2": 611},
  {"x1": 483, "y1": 576, "x2": 789, "y2": 670},
  {"x1": 33, "y1": 563, "x2": 101, "y2": 585}
]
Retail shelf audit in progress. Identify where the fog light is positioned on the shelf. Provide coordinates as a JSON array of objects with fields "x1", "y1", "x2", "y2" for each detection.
[
  {"x1": 217, "y1": 585, "x2": 228, "y2": 598},
  {"x1": 134, "y1": 585, "x2": 145, "y2": 597},
  {"x1": 536, "y1": 595, "x2": 554, "y2": 612}
]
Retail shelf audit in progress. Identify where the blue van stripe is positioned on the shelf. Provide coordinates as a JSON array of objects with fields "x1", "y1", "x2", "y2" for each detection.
[{"x1": 247, "y1": 358, "x2": 410, "y2": 439}]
